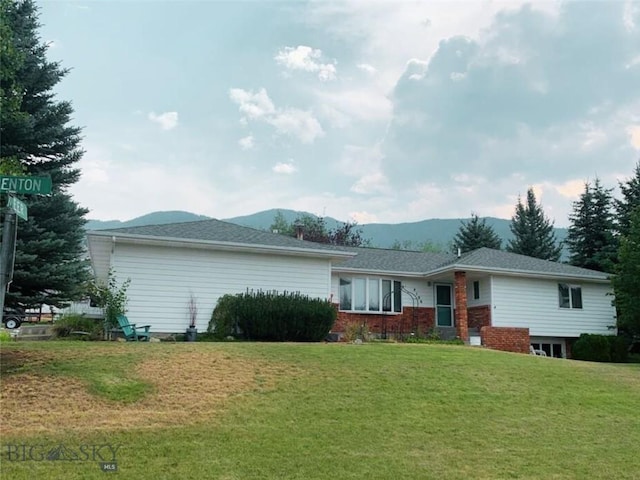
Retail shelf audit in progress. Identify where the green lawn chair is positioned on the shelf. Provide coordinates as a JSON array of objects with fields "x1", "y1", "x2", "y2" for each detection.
[{"x1": 115, "y1": 314, "x2": 151, "y2": 342}]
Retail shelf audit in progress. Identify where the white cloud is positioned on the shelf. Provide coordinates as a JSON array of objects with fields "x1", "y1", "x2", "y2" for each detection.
[
  {"x1": 316, "y1": 88, "x2": 393, "y2": 123},
  {"x1": 274, "y1": 45, "x2": 337, "y2": 81},
  {"x1": 272, "y1": 161, "x2": 297, "y2": 174},
  {"x1": 357, "y1": 63, "x2": 377, "y2": 75},
  {"x1": 228, "y1": 88, "x2": 275, "y2": 119},
  {"x1": 238, "y1": 135, "x2": 254, "y2": 150},
  {"x1": 267, "y1": 108, "x2": 324, "y2": 144},
  {"x1": 628, "y1": 125, "x2": 640, "y2": 149},
  {"x1": 350, "y1": 172, "x2": 390, "y2": 195},
  {"x1": 148, "y1": 111, "x2": 178, "y2": 130},
  {"x1": 229, "y1": 88, "x2": 324, "y2": 144}
]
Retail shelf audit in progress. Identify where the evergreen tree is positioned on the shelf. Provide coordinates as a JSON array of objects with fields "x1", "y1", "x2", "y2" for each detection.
[
  {"x1": 612, "y1": 207, "x2": 640, "y2": 339},
  {"x1": 506, "y1": 188, "x2": 562, "y2": 261},
  {"x1": 452, "y1": 213, "x2": 502, "y2": 253},
  {"x1": 1, "y1": 0, "x2": 89, "y2": 307},
  {"x1": 566, "y1": 179, "x2": 617, "y2": 272},
  {"x1": 269, "y1": 210, "x2": 293, "y2": 235},
  {"x1": 615, "y1": 161, "x2": 640, "y2": 237}
]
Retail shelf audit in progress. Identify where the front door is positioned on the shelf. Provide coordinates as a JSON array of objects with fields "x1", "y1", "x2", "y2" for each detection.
[{"x1": 436, "y1": 284, "x2": 453, "y2": 327}]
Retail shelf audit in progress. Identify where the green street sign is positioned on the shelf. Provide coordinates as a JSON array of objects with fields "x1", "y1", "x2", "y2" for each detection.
[
  {"x1": 8, "y1": 195, "x2": 28, "y2": 221},
  {"x1": 0, "y1": 175, "x2": 52, "y2": 195}
]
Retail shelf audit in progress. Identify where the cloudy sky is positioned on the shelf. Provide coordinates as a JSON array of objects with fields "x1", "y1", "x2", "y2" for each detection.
[{"x1": 38, "y1": 0, "x2": 640, "y2": 226}]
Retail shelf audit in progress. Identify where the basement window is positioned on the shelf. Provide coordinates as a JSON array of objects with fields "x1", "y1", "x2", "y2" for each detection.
[{"x1": 558, "y1": 283, "x2": 582, "y2": 309}]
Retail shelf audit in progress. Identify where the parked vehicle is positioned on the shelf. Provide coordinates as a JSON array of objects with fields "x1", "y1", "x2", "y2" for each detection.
[{"x1": 3, "y1": 307, "x2": 24, "y2": 329}]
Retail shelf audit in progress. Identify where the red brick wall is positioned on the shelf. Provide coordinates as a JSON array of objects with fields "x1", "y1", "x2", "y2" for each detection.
[
  {"x1": 480, "y1": 326, "x2": 530, "y2": 354},
  {"x1": 468, "y1": 305, "x2": 491, "y2": 329},
  {"x1": 333, "y1": 306, "x2": 435, "y2": 337},
  {"x1": 454, "y1": 272, "x2": 469, "y2": 341}
]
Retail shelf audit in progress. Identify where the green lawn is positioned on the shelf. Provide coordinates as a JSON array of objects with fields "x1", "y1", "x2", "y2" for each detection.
[{"x1": 1, "y1": 341, "x2": 639, "y2": 479}]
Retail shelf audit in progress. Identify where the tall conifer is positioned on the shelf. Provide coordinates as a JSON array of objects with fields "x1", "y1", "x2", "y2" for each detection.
[
  {"x1": 1, "y1": 0, "x2": 89, "y2": 307},
  {"x1": 506, "y1": 188, "x2": 562, "y2": 261}
]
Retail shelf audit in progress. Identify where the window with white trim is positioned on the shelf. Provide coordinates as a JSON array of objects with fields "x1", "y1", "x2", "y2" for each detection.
[
  {"x1": 339, "y1": 277, "x2": 401, "y2": 312},
  {"x1": 473, "y1": 281, "x2": 480, "y2": 300},
  {"x1": 558, "y1": 283, "x2": 582, "y2": 309}
]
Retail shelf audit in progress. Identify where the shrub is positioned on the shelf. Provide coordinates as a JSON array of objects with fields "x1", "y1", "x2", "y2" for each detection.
[
  {"x1": 342, "y1": 320, "x2": 370, "y2": 342},
  {"x1": 208, "y1": 290, "x2": 336, "y2": 342},
  {"x1": 53, "y1": 314, "x2": 103, "y2": 340},
  {"x1": 0, "y1": 330, "x2": 12, "y2": 343},
  {"x1": 572, "y1": 334, "x2": 629, "y2": 363}
]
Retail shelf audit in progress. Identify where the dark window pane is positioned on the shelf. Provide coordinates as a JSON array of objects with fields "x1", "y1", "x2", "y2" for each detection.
[
  {"x1": 558, "y1": 284, "x2": 570, "y2": 308},
  {"x1": 541, "y1": 343, "x2": 552, "y2": 356},
  {"x1": 571, "y1": 287, "x2": 582, "y2": 309},
  {"x1": 393, "y1": 281, "x2": 402, "y2": 312},
  {"x1": 552, "y1": 344, "x2": 563, "y2": 358},
  {"x1": 382, "y1": 280, "x2": 392, "y2": 312},
  {"x1": 339, "y1": 278, "x2": 352, "y2": 310},
  {"x1": 473, "y1": 281, "x2": 480, "y2": 300},
  {"x1": 436, "y1": 285, "x2": 451, "y2": 306}
]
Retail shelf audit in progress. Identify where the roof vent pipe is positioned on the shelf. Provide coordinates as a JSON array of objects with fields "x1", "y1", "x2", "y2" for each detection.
[{"x1": 293, "y1": 221, "x2": 304, "y2": 241}]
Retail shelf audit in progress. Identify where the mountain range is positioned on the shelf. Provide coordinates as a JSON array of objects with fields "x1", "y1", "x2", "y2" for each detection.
[{"x1": 86, "y1": 209, "x2": 569, "y2": 252}]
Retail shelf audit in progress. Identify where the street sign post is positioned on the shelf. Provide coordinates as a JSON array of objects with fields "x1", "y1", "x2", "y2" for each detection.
[
  {"x1": 1, "y1": 174, "x2": 51, "y2": 324},
  {"x1": 0, "y1": 175, "x2": 52, "y2": 195},
  {"x1": 7, "y1": 195, "x2": 28, "y2": 221}
]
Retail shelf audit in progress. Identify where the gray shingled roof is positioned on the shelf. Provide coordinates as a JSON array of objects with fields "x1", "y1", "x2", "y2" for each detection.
[
  {"x1": 435, "y1": 247, "x2": 610, "y2": 280},
  {"x1": 88, "y1": 218, "x2": 351, "y2": 254},
  {"x1": 332, "y1": 246, "x2": 456, "y2": 274},
  {"x1": 90, "y1": 221, "x2": 610, "y2": 280}
]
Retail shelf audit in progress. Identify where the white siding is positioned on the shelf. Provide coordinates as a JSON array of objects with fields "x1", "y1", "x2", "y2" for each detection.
[
  {"x1": 330, "y1": 275, "x2": 433, "y2": 309},
  {"x1": 491, "y1": 275, "x2": 616, "y2": 337},
  {"x1": 111, "y1": 243, "x2": 333, "y2": 332},
  {"x1": 87, "y1": 236, "x2": 112, "y2": 283},
  {"x1": 466, "y1": 277, "x2": 491, "y2": 308}
]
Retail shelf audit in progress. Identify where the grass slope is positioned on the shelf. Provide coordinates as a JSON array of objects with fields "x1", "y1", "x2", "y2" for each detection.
[{"x1": 1, "y1": 342, "x2": 638, "y2": 479}]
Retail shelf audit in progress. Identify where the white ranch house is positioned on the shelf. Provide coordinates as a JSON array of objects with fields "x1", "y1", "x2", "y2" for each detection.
[{"x1": 86, "y1": 219, "x2": 616, "y2": 357}]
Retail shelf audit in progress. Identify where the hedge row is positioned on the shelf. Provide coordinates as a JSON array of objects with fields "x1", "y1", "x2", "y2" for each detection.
[
  {"x1": 572, "y1": 333, "x2": 629, "y2": 363},
  {"x1": 207, "y1": 290, "x2": 336, "y2": 342}
]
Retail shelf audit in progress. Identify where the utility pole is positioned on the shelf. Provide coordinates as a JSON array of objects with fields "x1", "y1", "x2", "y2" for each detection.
[{"x1": 0, "y1": 211, "x2": 18, "y2": 325}]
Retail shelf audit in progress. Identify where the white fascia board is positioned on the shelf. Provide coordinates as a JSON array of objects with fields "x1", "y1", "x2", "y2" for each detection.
[
  {"x1": 331, "y1": 267, "x2": 426, "y2": 278},
  {"x1": 425, "y1": 264, "x2": 611, "y2": 284},
  {"x1": 86, "y1": 232, "x2": 355, "y2": 261}
]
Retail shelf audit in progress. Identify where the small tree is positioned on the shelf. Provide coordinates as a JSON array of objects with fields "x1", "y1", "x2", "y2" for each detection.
[
  {"x1": 452, "y1": 213, "x2": 502, "y2": 254},
  {"x1": 88, "y1": 271, "x2": 131, "y2": 337},
  {"x1": 506, "y1": 188, "x2": 562, "y2": 261}
]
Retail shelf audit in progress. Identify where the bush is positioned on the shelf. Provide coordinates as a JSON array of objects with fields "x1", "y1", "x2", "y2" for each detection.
[
  {"x1": 53, "y1": 314, "x2": 103, "y2": 340},
  {"x1": 572, "y1": 334, "x2": 629, "y2": 363},
  {"x1": 0, "y1": 330, "x2": 12, "y2": 343},
  {"x1": 208, "y1": 290, "x2": 336, "y2": 342},
  {"x1": 342, "y1": 320, "x2": 370, "y2": 342}
]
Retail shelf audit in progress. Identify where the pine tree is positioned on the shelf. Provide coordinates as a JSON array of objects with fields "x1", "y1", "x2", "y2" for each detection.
[
  {"x1": 452, "y1": 213, "x2": 502, "y2": 253},
  {"x1": 1, "y1": 0, "x2": 89, "y2": 307},
  {"x1": 612, "y1": 206, "x2": 640, "y2": 338},
  {"x1": 566, "y1": 179, "x2": 617, "y2": 272},
  {"x1": 615, "y1": 161, "x2": 640, "y2": 238},
  {"x1": 506, "y1": 188, "x2": 562, "y2": 261}
]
